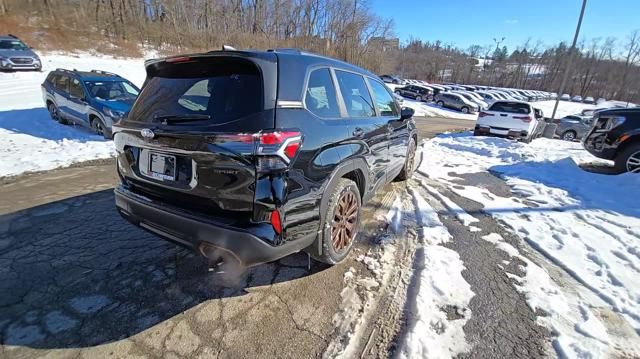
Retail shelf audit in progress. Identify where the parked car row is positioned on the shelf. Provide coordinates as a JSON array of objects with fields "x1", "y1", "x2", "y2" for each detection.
[
  {"x1": 383, "y1": 76, "x2": 562, "y2": 114},
  {"x1": 559, "y1": 93, "x2": 605, "y2": 104}
]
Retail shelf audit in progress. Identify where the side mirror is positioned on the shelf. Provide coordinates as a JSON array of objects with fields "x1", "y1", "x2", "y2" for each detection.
[{"x1": 400, "y1": 107, "x2": 414, "y2": 120}]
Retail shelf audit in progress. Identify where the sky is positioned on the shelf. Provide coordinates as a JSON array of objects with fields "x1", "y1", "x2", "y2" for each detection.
[{"x1": 371, "y1": 0, "x2": 639, "y2": 53}]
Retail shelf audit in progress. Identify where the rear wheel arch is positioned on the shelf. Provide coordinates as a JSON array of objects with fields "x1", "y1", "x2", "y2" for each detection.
[{"x1": 309, "y1": 159, "x2": 369, "y2": 258}]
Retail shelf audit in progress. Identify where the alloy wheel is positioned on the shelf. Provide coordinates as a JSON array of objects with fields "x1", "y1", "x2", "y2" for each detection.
[
  {"x1": 562, "y1": 131, "x2": 576, "y2": 141},
  {"x1": 331, "y1": 190, "x2": 359, "y2": 251},
  {"x1": 48, "y1": 104, "x2": 59, "y2": 121},
  {"x1": 92, "y1": 119, "x2": 104, "y2": 136},
  {"x1": 626, "y1": 151, "x2": 640, "y2": 173}
]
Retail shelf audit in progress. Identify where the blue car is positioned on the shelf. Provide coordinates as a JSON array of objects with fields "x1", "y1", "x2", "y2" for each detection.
[{"x1": 41, "y1": 69, "x2": 140, "y2": 138}]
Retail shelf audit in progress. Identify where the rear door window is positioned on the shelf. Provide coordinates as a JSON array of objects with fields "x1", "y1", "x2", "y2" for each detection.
[
  {"x1": 334, "y1": 70, "x2": 375, "y2": 118},
  {"x1": 69, "y1": 79, "x2": 84, "y2": 98},
  {"x1": 129, "y1": 58, "x2": 262, "y2": 124},
  {"x1": 304, "y1": 68, "x2": 341, "y2": 118},
  {"x1": 55, "y1": 75, "x2": 69, "y2": 93},
  {"x1": 489, "y1": 102, "x2": 531, "y2": 114}
]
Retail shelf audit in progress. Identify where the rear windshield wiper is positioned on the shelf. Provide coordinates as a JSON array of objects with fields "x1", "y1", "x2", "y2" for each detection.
[{"x1": 153, "y1": 114, "x2": 211, "y2": 124}]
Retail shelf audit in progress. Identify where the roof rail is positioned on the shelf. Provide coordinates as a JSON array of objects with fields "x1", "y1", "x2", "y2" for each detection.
[
  {"x1": 222, "y1": 45, "x2": 236, "y2": 51},
  {"x1": 267, "y1": 48, "x2": 302, "y2": 54},
  {"x1": 90, "y1": 69, "x2": 118, "y2": 77},
  {"x1": 55, "y1": 68, "x2": 76, "y2": 74},
  {"x1": 7, "y1": 34, "x2": 18, "y2": 39}
]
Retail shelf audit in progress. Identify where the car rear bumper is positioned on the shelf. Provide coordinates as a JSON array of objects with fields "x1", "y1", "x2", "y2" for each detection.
[
  {"x1": 114, "y1": 186, "x2": 314, "y2": 268},
  {"x1": 474, "y1": 125, "x2": 528, "y2": 139}
]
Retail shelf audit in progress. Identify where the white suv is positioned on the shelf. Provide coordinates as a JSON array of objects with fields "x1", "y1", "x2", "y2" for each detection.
[{"x1": 474, "y1": 101, "x2": 544, "y2": 142}]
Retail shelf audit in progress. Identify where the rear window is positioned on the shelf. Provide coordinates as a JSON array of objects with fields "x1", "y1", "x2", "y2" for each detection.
[
  {"x1": 489, "y1": 102, "x2": 531, "y2": 114},
  {"x1": 128, "y1": 58, "x2": 262, "y2": 124}
]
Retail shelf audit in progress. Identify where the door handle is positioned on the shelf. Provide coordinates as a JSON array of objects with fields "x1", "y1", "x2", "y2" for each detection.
[{"x1": 353, "y1": 128, "x2": 364, "y2": 138}]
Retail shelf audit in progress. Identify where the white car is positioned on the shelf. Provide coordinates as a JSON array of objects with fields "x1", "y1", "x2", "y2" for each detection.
[
  {"x1": 560, "y1": 94, "x2": 571, "y2": 101},
  {"x1": 474, "y1": 101, "x2": 544, "y2": 142}
]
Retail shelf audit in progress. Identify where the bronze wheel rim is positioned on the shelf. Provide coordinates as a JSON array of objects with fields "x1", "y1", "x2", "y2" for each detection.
[{"x1": 331, "y1": 190, "x2": 359, "y2": 251}]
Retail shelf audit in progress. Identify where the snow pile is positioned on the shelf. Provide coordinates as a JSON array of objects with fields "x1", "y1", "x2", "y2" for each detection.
[
  {"x1": 419, "y1": 133, "x2": 640, "y2": 357},
  {"x1": 398, "y1": 188, "x2": 474, "y2": 358},
  {"x1": 0, "y1": 53, "x2": 147, "y2": 177}
]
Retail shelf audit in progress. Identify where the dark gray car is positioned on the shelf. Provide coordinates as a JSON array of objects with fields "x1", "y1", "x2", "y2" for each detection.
[
  {"x1": 555, "y1": 115, "x2": 593, "y2": 141},
  {"x1": 0, "y1": 35, "x2": 41, "y2": 71}
]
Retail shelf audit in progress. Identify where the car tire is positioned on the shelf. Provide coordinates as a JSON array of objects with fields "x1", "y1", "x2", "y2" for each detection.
[
  {"x1": 415, "y1": 95, "x2": 422, "y2": 102},
  {"x1": 90, "y1": 117, "x2": 109, "y2": 139},
  {"x1": 48, "y1": 102, "x2": 68, "y2": 125},
  {"x1": 561, "y1": 130, "x2": 577, "y2": 141},
  {"x1": 461, "y1": 106, "x2": 469, "y2": 114},
  {"x1": 437, "y1": 101, "x2": 444, "y2": 107},
  {"x1": 395, "y1": 90, "x2": 401, "y2": 95},
  {"x1": 313, "y1": 178, "x2": 361, "y2": 265},
  {"x1": 614, "y1": 142, "x2": 640, "y2": 173},
  {"x1": 396, "y1": 137, "x2": 417, "y2": 181}
]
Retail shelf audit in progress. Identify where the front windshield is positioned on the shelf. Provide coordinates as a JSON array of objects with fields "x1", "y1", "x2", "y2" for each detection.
[
  {"x1": 84, "y1": 80, "x2": 140, "y2": 100},
  {"x1": 0, "y1": 39, "x2": 29, "y2": 50}
]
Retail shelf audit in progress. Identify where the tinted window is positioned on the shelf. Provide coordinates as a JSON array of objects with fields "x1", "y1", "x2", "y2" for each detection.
[
  {"x1": 69, "y1": 79, "x2": 84, "y2": 98},
  {"x1": 369, "y1": 79, "x2": 398, "y2": 116},
  {"x1": 0, "y1": 39, "x2": 28, "y2": 50},
  {"x1": 489, "y1": 102, "x2": 531, "y2": 114},
  {"x1": 54, "y1": 75, "x2": 69, "y2": 92},
  {"x1": 128, "y1": 59, "x2": 262, "y2": 124},
  {"x1": 304, "y1": 68, "x2": 341, "y2": 118},
  {"x1": 335, "y1": 70, "x2": 375, "y2": 118},
  {"x1": 46, "y1": 73, "x2": 57, "y2": 84},
  {"x1": 85, "y1": 80, "x2": 139, "y2": 100}
]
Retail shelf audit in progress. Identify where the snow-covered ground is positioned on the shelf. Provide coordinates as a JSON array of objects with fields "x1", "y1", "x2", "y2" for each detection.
[
  {"x1": 0, "y1": 53, "x2": 146, "y2": 177},
  {"x1": 398, "y1": 188, "x2": 474, "y2": 358},
  {"x1": 420, "y1": 133, "x2": 640, "y2": 357}
]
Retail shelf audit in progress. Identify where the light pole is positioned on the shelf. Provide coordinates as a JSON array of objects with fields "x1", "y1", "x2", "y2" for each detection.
[{"x1": 550, "y1": 0, "x2": 588, "y2": 120}]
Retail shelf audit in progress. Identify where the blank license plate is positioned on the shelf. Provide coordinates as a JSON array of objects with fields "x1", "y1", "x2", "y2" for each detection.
[
  {"x1": 149, "y1": 153, "x2": 176, "y2": 181},
  {"x1": 490, "y1": 128, "x2": 509, "y2": 135}
]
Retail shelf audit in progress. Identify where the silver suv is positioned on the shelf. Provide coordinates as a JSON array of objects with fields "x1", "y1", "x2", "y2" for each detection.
[
  {"x1": 0, "y1": 35, "x2": 42, "y2": 71},
  {"x1": 434, "y1": 92, "x2": 480, "y2": 114}
]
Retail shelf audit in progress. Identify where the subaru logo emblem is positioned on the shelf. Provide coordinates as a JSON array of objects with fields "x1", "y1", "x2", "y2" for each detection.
[{"x1": 141, "y1": 128, "x2": 155, "y2": 140}]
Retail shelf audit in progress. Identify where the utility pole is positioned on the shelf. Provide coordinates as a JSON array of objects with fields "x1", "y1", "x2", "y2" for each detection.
[{"x1": 550, "y1": 0, "x2": 588, "y2": 120}]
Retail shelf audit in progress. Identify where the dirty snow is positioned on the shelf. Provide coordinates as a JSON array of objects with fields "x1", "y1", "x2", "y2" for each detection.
[
  {"x1": 419, "y1": 133, "x2": 640, "y2": 357},
  {"x1": 0, "y1": 53, "x2": 146, "y2": 177},
  {"x1": 397, "y1": 188, "x2": 474, "y2": 358},
  {"x1": 324, "y1": 196, "x2": 400, "y2": 359}
]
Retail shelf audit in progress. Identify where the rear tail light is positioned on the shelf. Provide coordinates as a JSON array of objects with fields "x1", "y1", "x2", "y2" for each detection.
[
  {"x1": 211, "y1": 130, "x2": 303, "y2": 172},
  {"x1": 513, "y1": 115, "x2": 532, "y2": 122},
  {"x1": 479, "y1": 111, "x2": 493, "y2": 117},
  {"x1": 270, "y1": 210, "x2": 282, "y2": 234},
  {"x1": 165, "y1": 56, "x2": 193, "y2": 63}
]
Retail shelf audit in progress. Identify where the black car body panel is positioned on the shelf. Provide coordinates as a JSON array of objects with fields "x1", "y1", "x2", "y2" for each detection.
[
  {"x1": 114, "y1": 49, "x2": 416, "y2": 267},
  {"x1": 583, "y1": 108, "x2": 640, "y2": 160}
]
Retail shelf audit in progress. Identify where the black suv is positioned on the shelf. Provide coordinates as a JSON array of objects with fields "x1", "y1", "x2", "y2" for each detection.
[
  {"x1": 394, "y1": 85, "x2": 433, "y2": 102},
  {"x1": 583, "y1": 107, "x2": 640, "y2": 173},
  {"x1": 113, "y1": 49, "x2": 417, "y2": 269}
]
